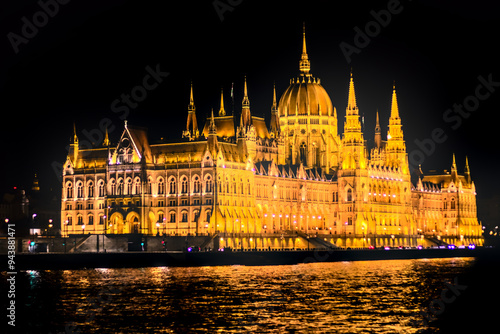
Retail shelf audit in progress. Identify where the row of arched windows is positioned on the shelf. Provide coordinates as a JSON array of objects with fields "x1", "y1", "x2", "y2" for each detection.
[
  {"x1": 66, "y1": 180, "x2": 105, "y2": 199},
  {"x1": 65, "y1": 175, "x2": 214, "y2": 198},
  {"x1": 65, "y1": 214, "x2": 105, "y2": 226}
]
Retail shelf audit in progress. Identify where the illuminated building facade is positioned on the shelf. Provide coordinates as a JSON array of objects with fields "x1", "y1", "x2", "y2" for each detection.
[{"x1": 60, "y1": 28, "x2": 483, "y2": 248}]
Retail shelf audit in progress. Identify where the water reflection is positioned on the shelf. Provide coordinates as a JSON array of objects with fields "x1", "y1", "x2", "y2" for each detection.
[{"x1": 4, "y1": 258, "x2": 475, "y2": 333}]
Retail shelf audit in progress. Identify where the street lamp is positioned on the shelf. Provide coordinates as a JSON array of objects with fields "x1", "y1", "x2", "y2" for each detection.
[{"x1": 82, "y1": 224, "x2": 86, "y2": 234}]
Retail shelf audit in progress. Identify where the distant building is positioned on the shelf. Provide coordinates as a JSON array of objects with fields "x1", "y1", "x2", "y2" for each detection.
[{"x1": 60, "y1": 27, "x2": 483, "y2": 248}]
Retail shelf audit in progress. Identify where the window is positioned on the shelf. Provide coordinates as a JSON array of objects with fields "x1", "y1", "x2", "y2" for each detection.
[
  {"x1": 98, "y1": 181, "x2": 105, "y2": 197},
  {"x1": 205, "y1": 177, "x2": 213, "y2": 193},
  {"x1": 205, "y1": 198, "x2": 212, "y2": 205},
  {"x1": 169, "y1": 178, "x2": 176, "y2": 194},
  {"x1": 169, "y1": 200, "x2": 176, "y2": 207},
  {"x1": 88, "y1": 215, "x2": 94, "y2": 225},
  {"x1": 117, "y1": 179, "x2": 124, "y2": 195},
  {"x1": 77, "y1": 215, "x2": 83, "y2": 225},
  {"x1": 76, "y1": 182, "x2": 83, "y2": 198},
  {"x1": 99, "y1": 215, "x2": 105, "y2": 225},
  {"x1": 66, "y1": 203, "x2": 72, "y2": 210},
  {"x1": 158, "y1": 200, "x2": 164, "y2": 207},
  {"x1": 181, "y1": 199, "x2": 188, "y2": 206},
  {"x1": 170, "y1": 212, "x2": 176, "y2": 223},
  {"x1": 67, "y1": 216, "x2": 72, "y2": 226},
  {"x1": 158, "y1": 212, "x2": 164, "y2": 222},
  {"x1": 451, "y1": 198, "x2": 456, "y2": 210},
  {"x1": 347, "y1": 189, "x2": 352, "y2": 202},
  {"x1": 88, "y1": 181, "x2": 94, "y2": 198},
  {"x1": 158, "y1": 178, "x2": 165, "y2": 195},
  {"x1": 193, "y1": 177, "x2": 200, "y2": 193},
  {"x1": 66, "y1": 182, "x2": 73, "y2": 199},
  {"x1": 147, "y1": 178, "x2": 152, "y2": 194},
  {"x1": 193, "y1": 199, "x2": 200, "y2": 205},
  {"x1": 206, "y1": 211, "x2": 211, "y2": 222},
  {"x1": 126, "y1": 178, "x2": 132, "y2": 195},
  {"x1": 110, "y1": 179, "x2": 116, "y2": 196},
  {"x1": 134, "y1": 178, "x2": 141, "y2": 195},
  {"x1": 87, "y1": 203, "x2": 93, "y2": 210},
  {"x1": 181, "y1": 177, "x2": 188, "y2": 194},
  {"x1": 181, "y1": 211, "x2": 188, "y2": 222},
  {"x1": 300, "y1": 142, "x2": 307, "y2": 165}
]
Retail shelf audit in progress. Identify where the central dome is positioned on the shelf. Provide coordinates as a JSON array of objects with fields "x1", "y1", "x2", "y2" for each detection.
[
  {"x1": 278, "y1": 76, "x2": 333, "y2": 116},
  {"x1": 278, "y1": 25, "x2": 334, "y2": 117}
]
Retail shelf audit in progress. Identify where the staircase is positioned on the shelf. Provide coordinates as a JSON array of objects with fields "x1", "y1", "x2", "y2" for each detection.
[
  {"x1": 425, "y1": 236, "x2": 449, "y2": 247},
  {"x1": 199, "y1": 233, "x2": 218, "y2": 250},
  {"x1": 68, "y1": 235, "x2": 92, "y2": 253},
  {"x1": 295, "y1": 230, "x2": 338, "y2": 250}
]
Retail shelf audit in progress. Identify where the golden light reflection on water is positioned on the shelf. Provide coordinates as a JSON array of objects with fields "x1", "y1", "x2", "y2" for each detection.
[{"x1": 13, "y1": 258, "x2": 475, "y2": 333}]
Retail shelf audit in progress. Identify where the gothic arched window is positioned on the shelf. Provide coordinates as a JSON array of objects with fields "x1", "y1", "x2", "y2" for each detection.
[{"x1": 299, "y1": 142, "x2": 307, "y2": 165}]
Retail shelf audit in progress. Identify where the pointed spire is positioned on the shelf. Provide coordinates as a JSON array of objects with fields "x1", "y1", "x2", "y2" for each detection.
[
  {"x1": 272, "y1": 81, "x2": 277, "y2": 111},
  {"x1": 464, "y1": 156, "x2": 471, "y2": 184},
  {"x1": 184, "y1": 82, "x2": 198, "y2": 140},
  {"x1": 242, "y1": 76, "x2": 250, "y2": 108},
  {"x1": 103, "y1": 126, "x2": 110, "y2": 146},
  {"x1": 188, "y1": 81, "x2": 195, "y2": 113},
  {"x1": 207, "y1": 108, "x2": 218, "y2": 157},
  {"x1": 73, "y1": 122, "x2": 78, "y2": 143},
  {"x1": 347, "y1": 69, "x2": 358, "y2": 115},
  {"x1": 270, "y1": 82, "x2": 280, "y2": 136},
  {"x1": 219, "y1": 87, "x2": 226, "y2": 116},
  {"x1": 241, "y1": 76, "x2": 252, "y2": 128},
  {"x1": 209, "y1": 108, "x2": 217, "y2": 134},
  {"x1": 374, "y1": 109, "x2": 381, "y2": 148},
  {"x1": 451, "y1": 153, "x2": 458, "y2": 179},
  {"x1": 299, "y1": 23, "x2": 311, "y2": 75},
  {"x1": 390, "y1": 82, "x2": 399, "y2": 119}
]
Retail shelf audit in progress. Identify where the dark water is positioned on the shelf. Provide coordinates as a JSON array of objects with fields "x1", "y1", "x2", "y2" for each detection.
[{"x1": 2, "y1": 258, "x2": 495, "y2": 333}]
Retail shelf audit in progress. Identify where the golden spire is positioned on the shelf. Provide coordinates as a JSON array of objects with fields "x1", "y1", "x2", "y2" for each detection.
[
  {"x1": 242, "y1": 76, "x2": 250, "y2": 108},
  {"x1": 299, "y1": 23, "x2": 311, "y2": 75},
  {"x1": 219, "y1": 87, "x2": 226, "y2": 116},
  {"x1": 184, "y1": 82, "x2": 198, "y2": 140},
  {"x1": 103, "y1": 126, "x2": 110, "y2": 146},
  {"x1": 73, "y1": 122, "x2": 78, "y2": 143},
  {"x1": 270, "y1": 82, "x2": 280, "y2": 136},
  {"x1": 374, "y1": 109, "x2": 381, "y2": 148},
  {"x1": 390, "y1": 82, "x2": 399, "y2": 119},
  {"x1": 451, "y1": 153, "x2": 458, "y2": 179},
  {"x1": 464, "y1": 156, "x2": 471, "y2": 183},
  {"x1": 241, "y1": 76, "x2": 252, "y2": 128},
  {"x1": 188, "y1": 81, "x2": 195, "y2": 113},
  {"x1": 347, "y1": 69, "x2": 358, "y2": 115},
  {"x1": 209, "y1": 108, "x2": 217, "y2": 134},
  {"x1": 272, "y1": 81, "x2": 277, "y2": 111}
]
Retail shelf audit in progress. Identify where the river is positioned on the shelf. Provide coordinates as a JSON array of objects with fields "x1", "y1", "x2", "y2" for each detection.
[{"x1": 2, "y1": 257, "x2": 495, "y2": 333}]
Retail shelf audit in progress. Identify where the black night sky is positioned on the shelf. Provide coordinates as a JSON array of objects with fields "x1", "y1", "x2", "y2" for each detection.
[{"x1": 1, "y1": 0, "x2": 500, "y2": 224}]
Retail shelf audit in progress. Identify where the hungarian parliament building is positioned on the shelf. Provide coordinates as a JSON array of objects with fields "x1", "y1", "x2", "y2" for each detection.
[{"x1": 60, "y1": 28, "x2": 483, "y2": 249}]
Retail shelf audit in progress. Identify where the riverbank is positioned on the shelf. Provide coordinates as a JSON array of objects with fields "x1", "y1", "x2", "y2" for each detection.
[{"x1": 3, "y1": 247, "x2": 496, "y2": 270}]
